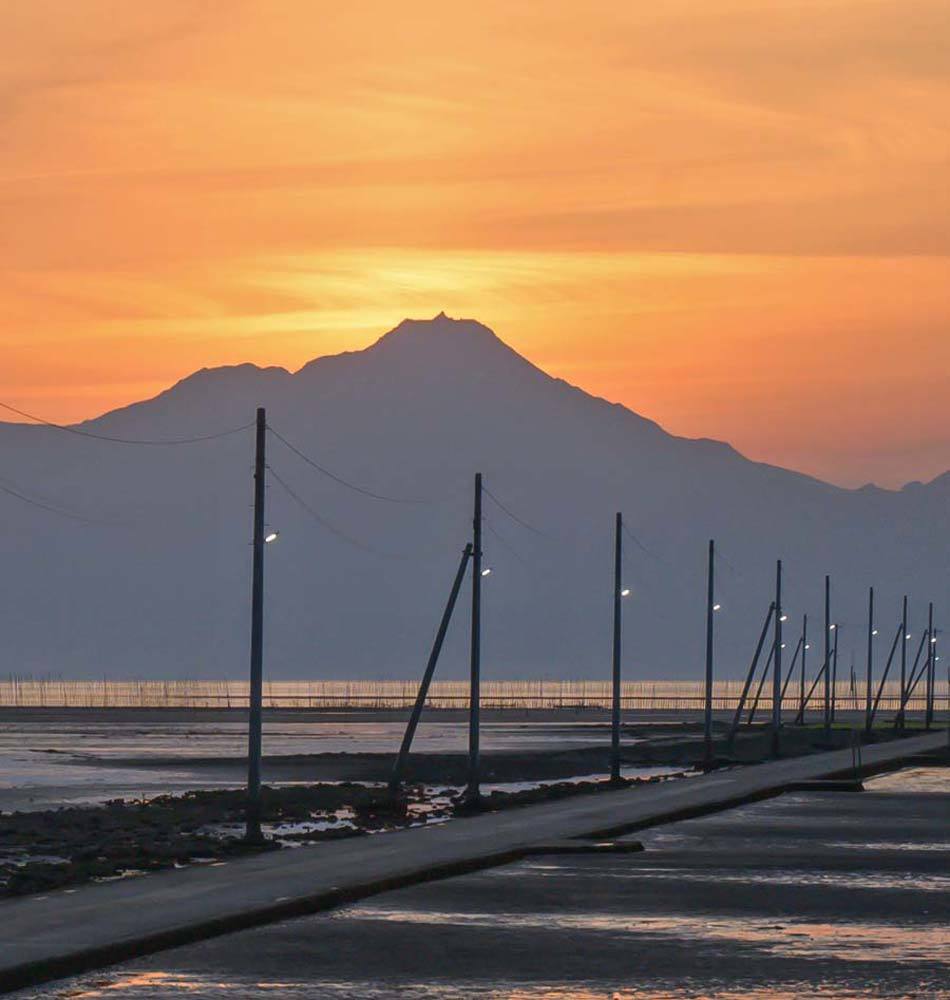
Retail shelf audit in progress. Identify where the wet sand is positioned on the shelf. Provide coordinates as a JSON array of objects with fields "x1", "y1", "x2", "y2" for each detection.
[{"x1": 17, "y1": 764, "x2": 948, "y2": 998}]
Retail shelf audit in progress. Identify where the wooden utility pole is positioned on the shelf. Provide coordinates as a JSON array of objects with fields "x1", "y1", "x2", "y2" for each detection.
[
  {"x1": 245, "y1": 407, "x2": 267, "y2": 843},
  {"x1": 897, "y1": 595, "x2": 908, "y2": 731},
  {"x1": 830, "y1": 623, "x2": 839, "y2": 723},
  {"x1": 925, "y1": 602, "x2": 935, "y2": 729},
  {"x1": 611, "y1": 513, "x2": 623, "y2": 782},
  {"x1": 771, "y1": 559, "x2": 783, "y2": 756},
  {"x1": 798, "y1": 614, "x2": 807, "y2": 723},
  {"x1": 703, "y1": 539, "x2": 715, "y2": 767},
  {"x1": 823, "y1": 575, "x2": 831, "y2": 739},
  {"x1": 466, "y1": 473, "x2": 483, "y2": 801},
  {"x1": 865, "y1": 587, "x2": 874, "y2": 732}
]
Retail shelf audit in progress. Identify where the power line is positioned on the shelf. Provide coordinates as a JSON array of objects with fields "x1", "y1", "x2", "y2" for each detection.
[
  {"x1": 621, "y1": 522, "x2": 664, "y2": 564},
  {"x1": 268, "y1": 425, "x2": 426, "y2": 504},
  {"x1": 713, "y1": 546, "x2": 744, "y2": 579},
  {"x1": 483, "y1": 515, "x2": 534, "y2": 572},
  {"x1": 0, "y1": 400, "x2": 254, "y2": 446},
  {"x1": 268, "y1": 465, "x2": 409, "y2": 559},
  {"x1": 482, "y1": 485, "x2": 546, "y2": 536},
  {"x1": 0, "y1": 477, "x2": 113, "y2": 525}
]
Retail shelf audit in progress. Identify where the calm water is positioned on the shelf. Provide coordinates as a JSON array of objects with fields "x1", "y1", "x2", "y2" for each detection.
[{"x1": 0, "y1": 717, "x2": 624, "y2": 810}]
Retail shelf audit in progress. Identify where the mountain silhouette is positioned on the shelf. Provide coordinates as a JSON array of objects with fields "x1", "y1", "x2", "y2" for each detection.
[{"x1": 1, "y1": 313, "x2": 947, "y2": 681}]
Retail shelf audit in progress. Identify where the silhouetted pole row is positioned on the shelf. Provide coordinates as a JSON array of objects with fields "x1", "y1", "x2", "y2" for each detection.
[
  {"x1": 611, "y1": 513, "x2": 624, "y2": 782},
  {"x1": 467, "y1": 472, "x2": 483, "y2": 802},
  {"x1": 233, "y1": 404, "x2": 945, "y2": 839},
  {"x1": 245, "y1": 406, "x2": 267, "y2": 843},
  {"x1": 390, "y1": 543, "x2": 473, "y2": 793}
]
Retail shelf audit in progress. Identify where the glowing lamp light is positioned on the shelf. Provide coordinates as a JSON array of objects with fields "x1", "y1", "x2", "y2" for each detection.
[
  {"x1": 780, "y1": 642, "x2": 787, "y2": 648},
  {"x1": 481, "y1": 567, "x2": 493, "y2": 577},
  {"x1": 872, "y1": 629, "x2": 879, "y2": 636},
  {"x1": 931, "y1": 636, "x2": 938, "y2": 644},
  {"x1": 620, "y1": 587, "x2": 631, "y2": 597},
  {"x1": 905, "y1": 633, "x2": 912, "y2": 640},
  {"x1": 829, "y1": 624, "x2": 837, "y2": 631},
  {"x1": 712, "y1": 603, "x2": 721, "y2": 611},
  {"x1": 264, "y1": 531, "x2": 280, "y2": 544},
  {"x1": 805, "y1": 644, "x2": 811, "y2": 650}
]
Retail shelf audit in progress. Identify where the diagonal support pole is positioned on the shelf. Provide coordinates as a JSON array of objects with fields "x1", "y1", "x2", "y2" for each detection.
[
  {"x1": 390, "y1": 544, "x2": 473, "y2": 793},
  {"x1": 747, "y1": 641, "x2": 776, "y2": 727},
  {"x1": 867, "y1": 622, "x2": 903, "y2": 732},
  {"x1": 728, "y1": 603, "x2": 775, "y2": 745}
]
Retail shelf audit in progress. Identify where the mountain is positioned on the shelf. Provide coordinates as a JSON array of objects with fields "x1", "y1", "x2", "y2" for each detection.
[{"x1": 1, "y1": 313, "x2": 947, "y2": 682}]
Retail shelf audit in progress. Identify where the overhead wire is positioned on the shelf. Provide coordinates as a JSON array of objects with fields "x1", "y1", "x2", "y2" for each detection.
[
  {"x1": 0, "y1": 400, "x2": 254, "y2": 446},
  {"x1": 621, "y1": 522, "x2": 666, "y2": 565},
  {"x1": 483, "y1": 515, "x2": 535, "y2": 572},
  {"x1": 0, "y1": 477, "x2": 115, "y2": 525},
  {"x1": 268, "y1": 425, "x2": 427, "y2": 504},
  {"x1": 267, "y1": 465, "x2": 410, "y2": 559},
  {"x1": 482, "y1": 485, "x2": 547, "y2": 537}
]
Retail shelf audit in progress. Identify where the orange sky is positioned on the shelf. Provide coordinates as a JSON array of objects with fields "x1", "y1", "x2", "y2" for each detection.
[{"x1": 2, "y1": 0, "x2": 949, "y2": 487}]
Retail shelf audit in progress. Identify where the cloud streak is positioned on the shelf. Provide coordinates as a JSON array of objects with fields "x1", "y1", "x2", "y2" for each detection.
[{"x1": 1, "y1": 0, "x2": 948, "y2": 486}]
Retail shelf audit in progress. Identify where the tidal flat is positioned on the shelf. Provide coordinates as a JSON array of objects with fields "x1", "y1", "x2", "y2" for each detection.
[{"x1": 20, "y1": 764, "x2": 948, "y2": 999}]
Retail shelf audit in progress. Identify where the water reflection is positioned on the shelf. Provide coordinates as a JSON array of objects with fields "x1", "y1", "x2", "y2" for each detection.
[
  {"x1": 335, "y1": 907, "x2": 949, "y2": 965},
  {"x1": 34, "y1": 972, "x2": 937, "y2": 999}
]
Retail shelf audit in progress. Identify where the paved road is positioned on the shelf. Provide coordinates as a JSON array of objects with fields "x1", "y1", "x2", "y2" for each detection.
[{"x1": 1, "y1": 730, "x2": 945, "y2": 993}]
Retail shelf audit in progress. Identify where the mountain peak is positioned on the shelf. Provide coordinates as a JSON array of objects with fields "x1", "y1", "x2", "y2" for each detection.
[
  {"x1": 363, "y1": 313, "x2": 541, "y2": 379},
  {"x1": 374, "y1": 312, "x2": 501, "y2": 348}
]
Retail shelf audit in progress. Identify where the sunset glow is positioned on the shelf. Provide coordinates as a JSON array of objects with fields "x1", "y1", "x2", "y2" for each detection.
[{"x1": 3, "y1": 0, "x2": 949, "y2": 486}]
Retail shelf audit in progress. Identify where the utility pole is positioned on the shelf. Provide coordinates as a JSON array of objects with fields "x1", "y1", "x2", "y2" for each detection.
[
  {"x1": 865, "y1": 587, "x2": 874, "y2": 732},
  {"x1": 245, "y1": 407, "x2": 267, "y2": 843},
  {"x1": 897, "y1": 595, "x2": 908, "y2": 731},
  {"x1": 611, "y1": 513, "x2": 623, "y2": 782},
  {"x1": 771, "y1": 559, "x2": 783, "y2": 756},
  {"x1": 799, "y1": 614, "x2": 807, "y2": 723},
  {"x1": 466, "y1": 472, "x2": 483, "y2": 802},
  {"x1": 925, "y1": 602, "x2": 934, "y2": 729},
  {"x1": 830, "y1": 623, "x2": 839, "y2": 723},
  {"x1": 703, "y1": 539, "x2": 715, "y2": 768},
  {"x1": 823, "y1": 575, "x2": 831, "y2": 740}
]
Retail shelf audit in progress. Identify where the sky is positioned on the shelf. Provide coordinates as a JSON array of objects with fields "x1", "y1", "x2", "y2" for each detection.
[{"x1": 2, "y1": 0, "x2": 949, "y2": 489}]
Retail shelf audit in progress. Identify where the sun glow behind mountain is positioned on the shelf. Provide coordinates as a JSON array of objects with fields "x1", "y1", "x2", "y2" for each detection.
[{"x1": 3, "y1": 1, "x2": 950, "y2": 487}]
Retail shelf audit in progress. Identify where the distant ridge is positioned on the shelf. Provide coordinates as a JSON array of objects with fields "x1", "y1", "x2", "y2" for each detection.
[{"x1": 0, "y1": 314, "x2": 947, "y2": 680}]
